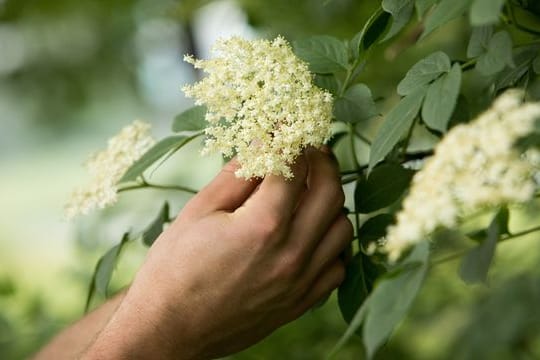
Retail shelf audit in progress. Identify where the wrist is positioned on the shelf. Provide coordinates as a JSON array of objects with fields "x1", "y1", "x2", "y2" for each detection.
[{"x1": 83, "y1": 287, "x2": 200, "y2": 360}]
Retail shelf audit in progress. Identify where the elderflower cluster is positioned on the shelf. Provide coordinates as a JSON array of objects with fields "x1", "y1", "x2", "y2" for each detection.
[
  {"x1": 384, "y1": 90, "x2": 540, "y2": 262},
  {"x1": 65, "y1": 120, "x2": 155, "y2": 219},
  {"x1": 182, "y1": 36, "x2": 333, "y2": 179}
]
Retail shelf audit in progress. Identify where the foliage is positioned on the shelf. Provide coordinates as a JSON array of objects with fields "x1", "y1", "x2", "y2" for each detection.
[{"x1": 47, "y1": 0, "x2": 540, "y2": 358}]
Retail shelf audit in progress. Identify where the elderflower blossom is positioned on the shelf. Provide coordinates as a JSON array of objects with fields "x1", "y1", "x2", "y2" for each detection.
[
  {"x1": 65, "y1": 120, "x2": 155, "y2": 219},
  {"x1": 384, "y1": 90, "x2": 540, "y2": 262},
  {"x1": 182, "y1": 36, "x2": 333, "y2": 179}
]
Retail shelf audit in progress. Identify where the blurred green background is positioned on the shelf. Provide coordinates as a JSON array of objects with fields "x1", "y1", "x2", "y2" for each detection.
[{"x1": 1, "y1": 0, "x2": 540, "y2": 359}]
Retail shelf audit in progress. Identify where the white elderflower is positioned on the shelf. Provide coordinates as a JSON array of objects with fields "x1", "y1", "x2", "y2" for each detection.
[
  {"x1": 182, "y1": 36, "x2": 333, "y2": 179},
  {"x1": 384, "y1": 90, "x2": 540, "y2": 262},
  {"x1": 65, "y1": 120, "x2": 155, "y2": 219}
]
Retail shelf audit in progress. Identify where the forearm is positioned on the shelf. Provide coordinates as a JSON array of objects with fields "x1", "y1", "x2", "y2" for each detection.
[{"x1": 33, "y1": 290, "x2": 127, "y2": 360}]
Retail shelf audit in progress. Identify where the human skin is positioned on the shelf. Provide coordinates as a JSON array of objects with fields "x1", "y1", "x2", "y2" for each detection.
[{"x1": 37, "y1": 148, "x2": 353, "y2": 359}]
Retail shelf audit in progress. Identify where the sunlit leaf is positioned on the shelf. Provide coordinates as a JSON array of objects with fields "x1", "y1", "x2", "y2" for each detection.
[
  {"x1": 470, "y1": 0, "x2": 505, "y2": 26},
  {"x1": 172, "y1": 105, "x2": 207, "y2": 132},
  {"x1": 459, "y1": 208, "x2": 508, "y2": 284},
  {"x1": 421, "y1": 0, "x2": 472, "y2": 40},
  {"x1": 397, "y1": 51, "x2": 451, "y2": 96},
  {"x1": 363, "y1": 242, "x2": 430, "y2": 359},
  {"x1": 369, "y1": 87, "x2": 426, "y2": 170},
  {"x1": 415, "y1": 0, "x2": 437, "y2": 19},
  {"x1": 334, "y1": 83, "x2": 378, "y2": 123},
  {"x1": 381, "y1": 0, "x2": 414, "y2": 42},
  {"x1": 476, "y1": 31, "x2": 514, "y2": 76},
  {"x1": 421, "y1": 64, "x2": 462, "y2": 132},
  {"x1": 120, "y1": 135, "x2": 199, "y2": 182},
  {"x1": 467, "y1": 26, "x2": 493, "y2": 58},
  {"x1": 293, "y1": 36, "x2": 348, "y2": 74}
]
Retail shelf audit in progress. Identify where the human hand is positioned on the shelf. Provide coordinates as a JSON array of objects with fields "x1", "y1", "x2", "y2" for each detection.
[{"x1": 85, "y1": 148, "x2": 353, "y2": 359}]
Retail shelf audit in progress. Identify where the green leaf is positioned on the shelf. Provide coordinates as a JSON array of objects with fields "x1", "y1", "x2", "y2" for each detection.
[
  {"x1": 381, "y1": 0, "x2": 415, "y2": 42},
  {"x1": 476, "y1": 31, "x2": 514, "y2": 76},
  {"x1": 355, "y1": 163, "x2": 414, "y2": 213},
  {"x1": 467, "y1": 26, "x2": 493, "y2": 58},
  {"x1": 397, "y1": 51, "x2": 451, "y2": 96},
  {"x1": 421, "y1": 0, "x2": 472, "y2": 39},
  {"x1": 314, "y1": 74, "x2": 341, "y2": 95},
  {"x1": 421, "y1": 63, "x2": 462, "y2": 132},
  {"x1": 329, "y1": 298, "x2": 371, "y2": 358},
  {"x1": 533, "y1": 54, "x2": 540, "y2": 74},
  {"x1": 338, "y1": 254, "x2": 369, "y2": 325},
  {"x1": 369, "y1": 87, "x2": 426, "y2": 170},
  {"x1": 470, "y1": 0, "x2": 505, "y2": 26},
  {"x1": 334, "y1": 83, "x2": 378, "y2": 123},
  {"x1": 415, "y1": 0, "x2": 437, "y2": 19},
  {"x1": 85, "y1": 233, "x2": 130, "y2": 311},
  {"x1": 363, "y1": 242, "x2": 429, "y2": 359},
  {"x1": 459, "y1": 208, "x2": 507, "y2": 284},
  {"x1": 172, "y1": 105, "x2": 207, "y2": 132},
  {"x1": 350, "y1": 9, "x2": 391, "y2": 58},
  {"x1": 142, "y1": 202, "x2": 170, "y2": 247},
  {"x1": 338, "y1": 253, "x2": 387, "y2": 328},
  {"x1": 120, "y1": 135, "x2": 196, "y2": 183},
  {"x1": 495, "y1": 46, "x2": 538, "y2": 91},
  {"x1": 293, "y1": 36, "x2": 348, "y2": 74},
  {"x1": 358, "y1": 214, "x2": 395, "y2": 250}
]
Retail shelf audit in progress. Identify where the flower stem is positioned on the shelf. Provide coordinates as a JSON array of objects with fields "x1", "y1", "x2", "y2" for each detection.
[{"x1": 118, "y1": 181, "x2": 198, "y2": 194}]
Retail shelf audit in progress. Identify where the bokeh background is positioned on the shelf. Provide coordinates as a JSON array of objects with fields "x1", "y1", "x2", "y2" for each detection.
[{"x1": 1, "y1": 0, "x2": 540, "y2": 359}]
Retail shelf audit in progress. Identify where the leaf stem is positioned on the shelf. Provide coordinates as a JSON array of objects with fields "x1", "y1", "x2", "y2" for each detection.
[{"x1": 353, "y1": 128, "x2": 373, "y2": 145}]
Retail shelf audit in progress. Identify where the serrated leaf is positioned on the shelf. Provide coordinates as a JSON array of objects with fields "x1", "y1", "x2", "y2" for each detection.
[
  {"x1": 369, "y1": 87, "x2": 426, "y2": 170},
  {"x1": 355, "y1": 163, "x2": 414, "y2": 213},
  {"x1": 415, "y1": 0, "x2": 437, "y2": 19},
  {"x1": 172, "y1": 105, "x2": 206, "y2": 132},
  {"x1": 363, "y1": 242, "x2": 429, "y2": 359},
  {"x1": 470, "y1": 0, "x2": 505, "y2": 26},
  {"x1": 142, "y1": 202, "x2": 170, "y2": 247},
  {"x1": 421, "y1": 0, "x2": 472, "y2": 40},
  {"x1": 293, "y1": 36, "x2": 348, "y2": 74},
  {"x1": 338, "y1": 253, "x2": 386, "y2": 328},
  {"x1": 358, "y1": 214, "x2": 395, "y2": 250},
  {"x1": 459, "y1": 208, "x2": 507, "y2": 284},
  {"x1": 421, "y1": 63, "x2": 462, "y2": 132},
  {"x1": 85, "y1": 233, "x2": 130, "y2": 311},
  {"x1": 495, "y1": 46, "x2": 538, "y2": 91},
  {"x1": 338, "y1": 254, "x2": 369, "y2": 325},
  {"x1": 334, "y1": 83, "x2": 378, "y2": 123},
  {"x1": 381, "y1": 0, "x2": 415, "y2": 42},
  {"x1": 120, "y1": 135, "x2": 197, "y2": 183},
  {"x1": 397, "y1": 51, "x2": 451, "y2": 96},
  {"x1": 314, "y1": 74, "x2": 341, "y2": 95},
  {"x1": 467, "y1": 26, "x2": 493, "y2": 58},
  {"x1": 350, "y1": 9, "x2": 391, "y2": 59},
  {"x1": 476, "y1": 31, "x2": 514, "y2": 76}
]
